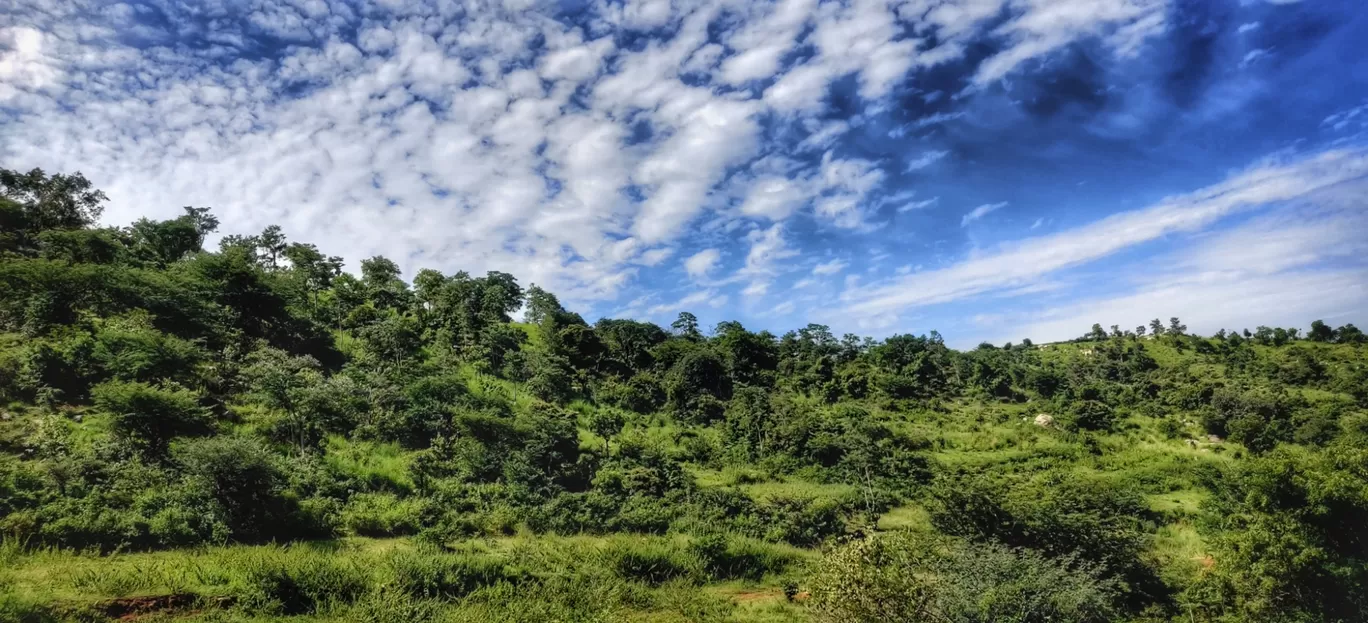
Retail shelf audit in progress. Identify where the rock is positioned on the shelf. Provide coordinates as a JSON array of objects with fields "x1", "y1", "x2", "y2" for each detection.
[
  {"x1": 1033, "y1": 413, "x2": 1055, "y2": 428},
  {"x1": 0, "y1": 411, "x2": 10, "y2": 421},
  {"x1": 1207, "y1": 434, "x2": 1224, "y2": 443},
  {"x1": 1187, "y1": 439, "x2": 1199, "y2": 448},
  {"x1": 73, "y1": 414, "x2": 83, "y2": 423}
]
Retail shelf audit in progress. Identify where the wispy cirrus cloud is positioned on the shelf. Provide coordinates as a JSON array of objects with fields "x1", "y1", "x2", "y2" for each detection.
[
  {"x1": 961, "y1": 201, "x2": 1008, "y2": 226},
  {"x1": 833, "y1": 148, "x2": 1368, "y2": 326}
]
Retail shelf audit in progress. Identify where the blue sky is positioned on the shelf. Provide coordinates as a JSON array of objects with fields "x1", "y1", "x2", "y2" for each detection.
[{"x1": 2, "y1": 0, "x2": 1366, "y2": 346}]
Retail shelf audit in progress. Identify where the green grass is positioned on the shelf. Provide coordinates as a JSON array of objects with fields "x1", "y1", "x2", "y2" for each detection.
[
  {"x1": 324, "y1": 436, "x2": 415, "y2": 493},
  {"x1": 875, "y1": 504, "x2": 933, "y2": 532},
  {"x1": 0, "y1": 534, "x2": 816, "y2": 622}
]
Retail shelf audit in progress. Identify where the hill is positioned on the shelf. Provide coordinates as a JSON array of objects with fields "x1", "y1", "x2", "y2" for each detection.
[{"x1": 2, "y1": 167, "x2": 1367, "y2": 622}]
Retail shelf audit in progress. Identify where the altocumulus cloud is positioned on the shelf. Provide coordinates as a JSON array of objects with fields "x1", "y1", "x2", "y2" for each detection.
[
  {"x1": 0, "y1": 0, "x2": 1170, "y2": 309},
  {"x1": 2, "y1": 0, "x2": 1366, "y2": 343}
]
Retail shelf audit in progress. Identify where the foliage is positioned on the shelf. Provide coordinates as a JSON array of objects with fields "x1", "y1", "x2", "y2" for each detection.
[
  {"x1": 3, "y1": 168, "x2": 1368, "y2": 622},
  {"x1": 810, "y1": 532, "x2": 1119, "y2": 623}
]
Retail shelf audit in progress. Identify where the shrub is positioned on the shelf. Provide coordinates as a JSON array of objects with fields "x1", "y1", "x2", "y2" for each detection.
[
  {"x1": 810, "y1": 532, "x2": 1119, "y2": 623},
  {"x1": 599, "y1": 374, "x2": 666, "y2": 414},
  {"x1": 390, "y1": 549, "x2": 520, "y2": 599},
  {"x1": 688, "y1": 532, "x2": 801, "y2": 581},
  {"x1": 600, "y1": 538, "x2": 700, "y2": 586},
  {"x1": 760, "y1": 495, "x2": 854, "y2": 546},
  {"x1": 92, "y1": 380, "x2": 209, "y2": 455},
  {"x1": 928, "y1": 472, "x2": 1163, "y2": 609},
  {"x1": 175, "y1": 436, "x2": 314, "y2": 541},
  {"x1": 240, "y1": 550, "x2": 371, "y2": 615},
  {"x1": 1156, "y1": 417, "x2": 1183, "y2": 439},
  {"x1": 1067, "y1": 400, "x2": 1116, "y2": 431},
  {"x1": 90, "y1": 314, "x2": 204, "y2": 384},
  {"x1": 341, "y1": 493, "x2": 426, "y2": 537}
]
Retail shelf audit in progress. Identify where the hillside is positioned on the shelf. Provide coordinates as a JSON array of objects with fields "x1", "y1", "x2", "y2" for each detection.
[{"x1": 2, "y1": 168, "x2": 1368, "y2": 623}]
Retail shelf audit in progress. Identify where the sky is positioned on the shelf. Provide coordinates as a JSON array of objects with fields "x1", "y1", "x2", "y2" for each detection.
[{"x1": 2, "y1": 0, "x2": 1366, "y2": 347}]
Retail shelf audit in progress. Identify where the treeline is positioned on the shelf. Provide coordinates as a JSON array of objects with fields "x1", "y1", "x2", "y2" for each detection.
[
  {"x1": 1081, "y1": 318, "x2": 1364, "y2": 346},
  {"x1": 2, "y1": 167, "x2": 1368, "y2": 623}
]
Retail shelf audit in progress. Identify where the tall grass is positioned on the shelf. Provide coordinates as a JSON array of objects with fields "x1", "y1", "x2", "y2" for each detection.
[{"x1": 1, "y1": 534, "x2": 804, "y2": 622}]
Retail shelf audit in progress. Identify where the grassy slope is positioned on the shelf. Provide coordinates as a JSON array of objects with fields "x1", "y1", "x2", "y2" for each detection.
[{"x1": 4, "y1": 340, "x2": 1364, "y2": 621}]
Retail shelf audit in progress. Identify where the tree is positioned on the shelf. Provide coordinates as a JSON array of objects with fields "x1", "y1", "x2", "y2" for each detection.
[
  {"x1": 596, "y1": 318, "x2": 669, "y2": 373},
  {"x1": 713, "y1": 321, "x2": 779, "y2": 387},
  {"x1": 723, "y1": 386, "x2": 773, "y2": 459},
  {"x1": 672, "y1": 312, "x2": 701, "y2": 341},
  {"x1": 1135, "y1": 325, "x2": 1146, "y2": 338},
  {"x1": 255, "y1": 225, "x2": 288, "y2": 270},
  {"x1": 587, "y1": 409, "x2": 625, "y2": 454},
  {"x1": 1149, "y1": 319, "x2": 1164, "y2": 337},
  {"x1": 92, "y1": 380, "x2": 210, "y2": 456},
  {"x1": 175, "y1": 436, "x2": 295, "y2": 542},
  {"x1": 524, "y1": 285, "x2": 564, "y2": 326},
  {"x1": 126, "y1": 207, "x2": 220, "y2": 266},
  {"x1": 361, "y1": 255, "x2": 402, "y2": 288},
  {"x1": 1168, "y1": 317, "x2": 1186, "y2": 336},
  {"x1": 1335, "y1": 323, "x2": 1365, "y2": 344},
  {"x1": 665, "y1": 349, "x2": 732, "y2": 422},
  {"x1": 240, "y1": 348, "x2": 326, "y2": 449},
  {"x1": 0, "y1": 167, "x2": 107, "y2": 232}
]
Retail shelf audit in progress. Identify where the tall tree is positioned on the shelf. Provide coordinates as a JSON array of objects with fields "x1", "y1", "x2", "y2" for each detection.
[{"x1": 672, "y1": 311, "x2": 701, "y2": 341}]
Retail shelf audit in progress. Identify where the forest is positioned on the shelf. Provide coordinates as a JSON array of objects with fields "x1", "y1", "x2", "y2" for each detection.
[{"x1": 2, "y1": 167, "x2": 1367, "y2": 623}]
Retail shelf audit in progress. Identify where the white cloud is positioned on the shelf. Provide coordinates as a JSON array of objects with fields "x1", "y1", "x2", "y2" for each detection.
[
  {"x1": 812, "y1": 258, "x2": 848, "y2": 275},
  {"x1": 905, "y1": 150, "x2": 949, "y2": 171},
  {"x1": 647, "y1": 289, "x2": 715, "y2": 316},
  {"x1": 898, "y1": 196, "x2": 941, "y2": 212},
  {"x1": 834, "y1": 148, "x2": 1368, "y2": 323},
  {"x1": 961, "y1": 201, "x2": 1008, "y2": 226},
  {"x1": 1030, "y1": 217, "x2": 1044, "y2": 229},
  {"x1": 739, "y1": 176, "x2": 809, "y2": 221},
  {"x1": 0, "y1": 0, "x2": 1207, "y2": 317},
  {"x1": 684, "y1": 247, "x2": 722, "y2": 278},
  {"x1": 735, "y1": 223, "x2": 800, "y2": 298},
  {"x1": 974, "y1": 0, "x2": 1168, "y2": 85}
]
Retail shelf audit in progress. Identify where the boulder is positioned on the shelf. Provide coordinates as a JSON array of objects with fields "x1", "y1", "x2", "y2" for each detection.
[{"x1": 1033, "y1": 413, "x2": 1055, "y2": 428}]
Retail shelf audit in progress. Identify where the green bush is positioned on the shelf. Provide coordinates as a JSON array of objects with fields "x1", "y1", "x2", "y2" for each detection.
[
  {"x1": 688, "y1": 532, "x2": 800, "y2": 581},
  {"x1": 600, "y1": 538, "x2": 701, "y2": 586},
  {"x1": 175, "y1": 436, "x2": 317, "y2": 541},
  {"x1": 1066, "y1": 400, "x2": 1117, "y2": 431},
  {"x1": 341, "y1": 493, "x2": 426, "y2": 537},
  {"x1": 810, "y1": 532, "x2": 1119, "y2": 623},
  {"x1": 390, "y1": 549, "x2": 520, "y2": 600},
  {"x1": 928, "y1": 473, "x2": 1163, "y2": 608},
  {"x1": 240, "y1": 550, "x2": 371, "y2": 615},
  {"x1": 92, "y1": 380, "x2": 209, "y2": 454}
]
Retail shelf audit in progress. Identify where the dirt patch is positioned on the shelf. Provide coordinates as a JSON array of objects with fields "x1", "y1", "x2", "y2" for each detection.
[
  {"x1": 730, "y1": 590, "x2": 780, "y2": 603},
  {"x1": 91, "y1": 594, "x2": 233, "y2": 621}
]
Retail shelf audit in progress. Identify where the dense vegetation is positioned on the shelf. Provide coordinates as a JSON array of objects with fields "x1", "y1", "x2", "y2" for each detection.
[{"x1": 2, "y1": 167, "x2": 1367, "y2": 622}]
